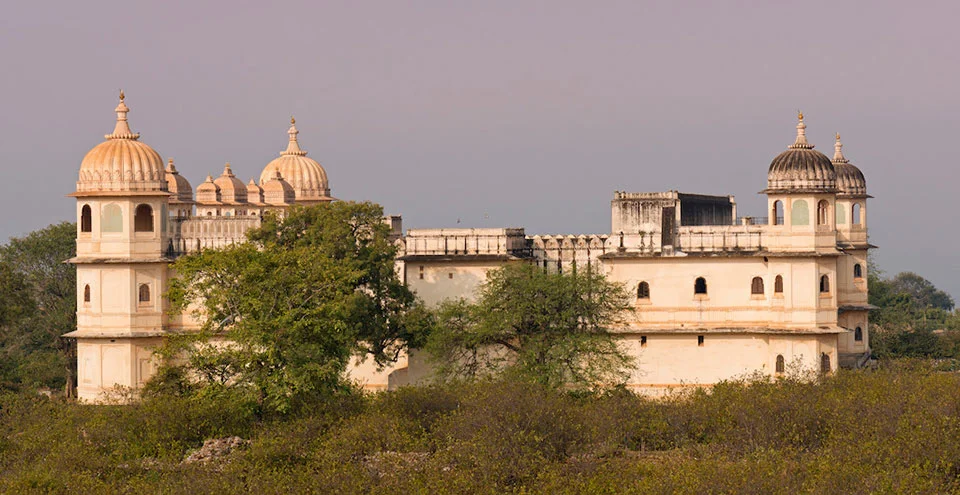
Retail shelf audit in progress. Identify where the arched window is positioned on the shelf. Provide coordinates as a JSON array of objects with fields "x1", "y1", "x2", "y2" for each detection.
[
  {"x1": 102, "y1": 203, "x2": 123, "y2": 233},
  {"x1": 774, "y1": 275, "x2": 784, "y2": 294},
  {"x1": 83, "y1": 284, "x2": 91, "y2": 303},
  {"x1": 855, "y1": 327, "x2": 863, "y2": 342},
  {"x1": 80, "y1": 205, "x2": 92, "y2": 233},
  {"x1": 694, "y1": 277, "x2": 707, "y2": 295},
  {"x1": 853, "y1": 264, "x2": 863, "y2": 279},
  {"x1": 852, "y1": 203, "x2": 862, "y2": 225},
  {"x1": 820, "y1": 275, "x2": 830, "y2": 294},
  {"x1": 821, "y1": 353, "x2": 831, "y2": 373},
  {"x1": 138, "y1": 284, "x2": 151, "y2": 303},
  {"x1": 772, "y1": 200, "x2": 784, "y2": 225},
  {"x1": 791, "y1": 199, "x2": 809, "y2": 226},
  {"x1": 751, "y1": 277, "x2": 764, "y2": 295},
  {"x1": 775, "y1": 354, "x2": 785, "y2": 373},
  {"x1": 134, "y1": 204, "x2": 154, "y2": 232},
  {"x1": 637, "y1": 281, "x2": 650, "y2": 299},
  {"x1": 817, "y1": 200, "x2": 830, "y2": 226}
]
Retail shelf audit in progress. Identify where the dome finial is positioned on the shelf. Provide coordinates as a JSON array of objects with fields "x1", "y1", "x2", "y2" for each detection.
[
  {"x1": 281, "y1": 117, "x2": 307, "y2": 156},
  {"x1": 106, "y1": 90, "x2": 139, "y2": 140},
  {"x1": 166, "y1": 158, "x2": 177, "y2": 173},
  {"x1": 788, "y1": 110, "x2": 812, "y2": 150},
  {"x1": 222, "y1": 162, "x2": 235, "y2": 176},
  {"x1": 833, "y1": 132, "x2": 848, "y2": 164}
]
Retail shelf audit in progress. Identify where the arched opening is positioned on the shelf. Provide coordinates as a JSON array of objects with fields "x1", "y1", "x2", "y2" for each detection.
[
  {"x1": 821, "y1": 353, "x2": 831, "y2": 373},
  {"x1": 751, "y1": 276, "x2": 764, "y2": 295},
  {"x1": 80, "y1": 205, "x2": 92, "y2": 233},
  {"x1": 138, "y1": 284, "x2": 151, "y2": 303},
  {"x1": 134, "y1": 204, "x2": 154, "y2": 232},
  {"x1": 855, "y1": 327, "x2": 863, "y2": 342},
  {"x1": 852, "y1": 203, "x2": 862, "y2": 225},
  {"x1": 772, "y1": 200, "x2": 784, "y2": 225},
  {"x1": 820, "y1": 275, "x2": 830, "y2": 294},
  {"x1": 817, "y1": 200, "x2": 830, "y2": 226},
  {"x1": 637, "y1": 281, "x2": 650, "y2": 299},
  {"x1": 83, "y1": 284, "x2": 91, "y2": 303},
  {"x1": 776, "y1": 354, "x2": 785, "y2": 373},
  {"x1": 101, "y1": 204, "x2": 123, "y2": 233},
  {"x1": 694, "y1": 277, "x2": 707, "y2": 295},
  {"x1": 774, "y1": 275, "x2": 784, "y2": 294},
  {"x1": 854, "y1": 263, "x2": 863, "y2": 279}
]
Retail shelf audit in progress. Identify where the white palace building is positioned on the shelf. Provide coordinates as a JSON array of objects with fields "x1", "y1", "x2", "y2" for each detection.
[{"x1": 66, "y1": 93, "x2": 872, "y2": 401}]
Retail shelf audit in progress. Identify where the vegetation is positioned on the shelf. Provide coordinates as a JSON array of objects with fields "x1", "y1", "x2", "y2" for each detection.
[
  {"x1": 3, "y1": 366, "x2": 960, "y2": 493},
  {"x1": 426, "y1": 262, "x2": 634, "y2": 388},
  {"x1": 157, "y1": 202, "x2": 427, "y2": 415},
  {"x1": 0, "y1": 222, "x2": 76, "y2": 395},
  {"x1": 869, "y1": 262, "x2": 960, "y2": 360}
]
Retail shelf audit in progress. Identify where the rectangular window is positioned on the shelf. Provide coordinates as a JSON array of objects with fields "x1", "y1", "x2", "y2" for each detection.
[
  {"x1": 698, "y1": 335, "x2": 704, "y2": 347},
  {"x1": 419, "y1": 265, "x2": 424, "y2": 280},
  {"x1": 640, "y1": 336, "x2": 647, "y2": 348}
]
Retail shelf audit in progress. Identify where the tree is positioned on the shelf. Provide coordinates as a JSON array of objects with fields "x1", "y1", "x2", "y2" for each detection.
[
  {"x1": 889, "y1": 272, "x2": 954, "y2": 311},
  {"x1": 159, "y1": 202, "x2": 424, "y2": 414},
  {"x1": 0, "y1": 222, "x2": 76, "y2": 394},
  {"x1": 426, "y1": 262, "x2": 635, "y2": 389}
]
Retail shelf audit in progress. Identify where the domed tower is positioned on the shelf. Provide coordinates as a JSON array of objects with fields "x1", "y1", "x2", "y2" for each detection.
[
  {"x1": 831, "y1": 133, "x2": 871, "y2": 357},
  {"x1": 66, "y1": 91, "x2": 170, "y2": 402},
  {"x1": 763, "y1": 113, "x2": 838, "y2": 252},
  {"x1": 262, "y1": 169, "x2": 296, "y2": 207},
  {"x1": 165, "y1": 158, "x2": 194, "y2": 219},
  {"x1": 195, "y1": 174, "x2": 221, "y2": 217},
  {"x1": 259, "y1": 117, "x2": 334, "y2": 205},
  {"x1": 213, "y1": 163, "x2": 248, "y2": 216}
]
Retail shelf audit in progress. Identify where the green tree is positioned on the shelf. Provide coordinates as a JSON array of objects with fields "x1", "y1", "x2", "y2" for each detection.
[
  {"x1": 0, "y1": 222, "x2": 76, "y2": 394},
  {"x1": 159, "y1": 202, "x2": 424, "y2": 414},
  {"x1": 426, "y1": 262, "x2": 634, "y2": 389},
  {"x1": 889, "y1": 272, "x2": 955, "y2": 311}
]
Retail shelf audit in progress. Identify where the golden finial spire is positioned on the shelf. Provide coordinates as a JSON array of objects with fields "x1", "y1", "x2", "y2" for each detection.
[
  {"x1": 106, "y1": 89, "x2": 138, "y2": 140},
  {"x1": 833, "y1": 132, "x2": 848, "y2": 163},
  {"x1": 119, "y1": 89, "x2": 125, "y2": 102},
  {"x1": 281, "y1": 116, "x2": 307, "y2": 156},
  {"x1": 788, "y1": 110, "x2": 812, "y2": 149}
]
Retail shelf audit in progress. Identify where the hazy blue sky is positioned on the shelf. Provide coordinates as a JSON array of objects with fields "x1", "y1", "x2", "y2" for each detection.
[{"x1": 1, "y1": 1, "x2": 958, "y2": 298}]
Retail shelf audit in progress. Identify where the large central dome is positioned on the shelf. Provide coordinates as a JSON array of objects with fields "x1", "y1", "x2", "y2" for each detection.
[
  {"x1": 259, "y1": 118, "x2": 333, "y2": 203},
  {"x1": 765, "y1": 113, "x2": 837, "y2": 193},
  {"x1": 77, "y1": 92, "x2": 167, "y2": 193}
]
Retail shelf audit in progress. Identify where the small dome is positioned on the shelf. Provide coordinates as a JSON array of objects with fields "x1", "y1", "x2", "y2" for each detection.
[
  {"x1": 831, "y1": 134, "x2": 867, "y2": 197},
  {"x1": 247, "y1": 179, "x2": 264, "y2": 204},
  {"x1": 213, "y1": 163, "x2": 248, "y2": 203},
  {"x1": 195, "y1": 174, "x2": 221, "y2": 204},
  {"x1": 78, "y1": 92, "x2": 167, "y2": 193},
  {"x1": 766, "y1": 113, "x2": 837, "y2": 193},
  {"x1": 165, "y1": 159, "x2": 193, "y2": 203},
  {"x1": 262, "y1": 170, "x2": 295, "y2": 205},
  {"x1": 259, "y1": 117, "x2": 333, "y2": 203}
]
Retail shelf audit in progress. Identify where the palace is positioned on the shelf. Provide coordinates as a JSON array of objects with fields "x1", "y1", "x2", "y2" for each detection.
[{"x1": 65, "y1": 94, "x2": 872, "y2": 401}]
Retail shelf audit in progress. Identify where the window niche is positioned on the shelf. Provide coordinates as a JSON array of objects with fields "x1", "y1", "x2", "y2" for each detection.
[
  {"x1": 80, "y1": 205, "x2": 92, "y2": 233},
  {"x1": 134, "y1": 204, "x2": 154, "y2": 232},
  {"x1": 138, "y1": 284, "x2": 151, "y2": 305},
  {"x1": 751, "y1": 276, "x2": 764, "y2": 296},
  {"x1": 637, "y1": 281, "x2": 650, "y2": 300}
]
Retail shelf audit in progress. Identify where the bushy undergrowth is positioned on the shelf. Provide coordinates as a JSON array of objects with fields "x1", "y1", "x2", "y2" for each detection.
[{"x1": 3, "y1": 363, "x2": 960, "y2": 493}]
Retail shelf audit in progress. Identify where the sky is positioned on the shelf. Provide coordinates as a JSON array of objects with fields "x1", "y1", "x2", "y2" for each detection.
[{"x1": 1, "y1": 1, "x2": 958, "y2": 298}]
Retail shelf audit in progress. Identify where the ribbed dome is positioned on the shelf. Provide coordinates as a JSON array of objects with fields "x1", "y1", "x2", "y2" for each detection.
[
  {"x1": 831, "y1": 134, "x2": 867, "y2": 197},
  {"x1": 195, "y1": 175, "x2": 221, "y2": 204},
  {"x1": 262, "y1": 170, "x2": 295, "y2": 205},
  {"x1": 247, "y1": 179, "x2": 264, "y2": 204},
  {"x1": 213, "y1": 163, "x2": 248, "y2": 203},
  {"x1": 165, "y1": 159, "x2": 193, "y2": 203},
  {"x1": 259, "y1": 118, "x2": 333, "y2": 203},
  {"x1": 77, "y1": 92, "x2": 167, "y2": 193},
  {"x1": 766, "y1": 113, "x2": 837, "y2": 193}
]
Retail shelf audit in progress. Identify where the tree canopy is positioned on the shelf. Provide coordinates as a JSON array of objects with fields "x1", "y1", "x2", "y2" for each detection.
[
  {"x1": 159, "y1": 202, "x2": 425, "y2": 414},
  {"x1": 426, "y1": 262, "x2": 634, "y2": 389},
  {"x1": 0, "y1": 222, "x2": 76, "y2": 393}
]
